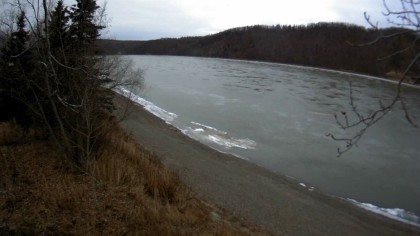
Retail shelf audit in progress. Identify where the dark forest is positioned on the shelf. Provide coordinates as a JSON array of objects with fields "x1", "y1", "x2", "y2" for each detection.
[{"x1": 98, "y1": 22, "x2": 418, "y2": 80}]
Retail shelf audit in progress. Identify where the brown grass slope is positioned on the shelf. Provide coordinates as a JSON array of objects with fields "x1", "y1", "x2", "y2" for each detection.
[{"x1": 0, "y1": 121, "x2": 266, "y2": 235}]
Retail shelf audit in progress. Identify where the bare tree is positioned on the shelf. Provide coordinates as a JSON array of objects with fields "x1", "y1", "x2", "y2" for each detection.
[{"x1": 328, "y1": 0, "x2": 419, "y2": 156}]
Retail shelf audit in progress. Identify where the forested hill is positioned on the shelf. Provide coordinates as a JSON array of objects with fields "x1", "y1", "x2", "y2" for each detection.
[{"x1": 98, "y1": 22, "x2": 416, "y2": 77}]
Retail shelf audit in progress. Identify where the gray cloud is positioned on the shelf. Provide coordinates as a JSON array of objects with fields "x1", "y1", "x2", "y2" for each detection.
[
  {"x1": 103, "y1": 0, "x2": 214, "y2": 40},
  {"x1": 99, "y1": 0, "x2": 398, "y2": 40}
]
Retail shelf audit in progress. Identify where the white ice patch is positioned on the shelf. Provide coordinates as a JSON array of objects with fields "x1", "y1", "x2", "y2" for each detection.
[
  {"x1": 191, "y1": 121, "x2": 224, "y2": 133},
  {"x1": 185, "y1": 121, "x2": 257, "y2": 150},
  {"x1": 299, "y1": 183, "x2": 315, "y2": 191},
  {"x1": 117, "y1": 88, "x2": 256, "y2": 151},
  {"x1": 347, "y1": 199, "x2": 420, "y2": 227},
  {"x1": 116, "y1": 88, "x2": 177, "y2": 123}
]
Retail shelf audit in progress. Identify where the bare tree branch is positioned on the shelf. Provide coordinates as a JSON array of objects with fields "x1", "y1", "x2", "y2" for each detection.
[{"x1": 330, "y1": 0, "x2": 419, "y2": 156}]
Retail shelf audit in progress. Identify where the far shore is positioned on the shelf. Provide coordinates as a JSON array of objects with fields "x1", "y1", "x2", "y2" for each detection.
[
  {"x1": 124, "y1": 54, "x2": 420, "y2": 89},
  {"x1": 115, "y1": 94, "x2": 420, "y2": 236}
]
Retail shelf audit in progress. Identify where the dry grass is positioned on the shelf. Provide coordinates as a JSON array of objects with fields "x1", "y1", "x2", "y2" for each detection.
[
  {"x1": 0, "y1": 121, "x2": 44, "y2": 145},
  {"x1": 0, "y1": 121, "x2": 23, "y2": 145},
  {"x1": 0, "y1": 121, "x2": 266, "y2": 235}
]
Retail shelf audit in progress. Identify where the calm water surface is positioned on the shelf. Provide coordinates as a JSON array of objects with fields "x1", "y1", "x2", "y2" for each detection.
[{"x1": 125, "y1": 55, "x2": 420, "y2": 220}]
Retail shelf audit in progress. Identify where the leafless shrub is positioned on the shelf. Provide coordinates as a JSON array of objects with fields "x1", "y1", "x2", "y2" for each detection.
[{"x1": 329, "y1": 0, "x2": 419, "y2": 156}]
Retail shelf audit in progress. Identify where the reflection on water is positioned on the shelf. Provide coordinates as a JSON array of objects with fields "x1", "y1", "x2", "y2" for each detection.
[{"x1": 126, "y1": 55, "x2": 420, "y2": 224}]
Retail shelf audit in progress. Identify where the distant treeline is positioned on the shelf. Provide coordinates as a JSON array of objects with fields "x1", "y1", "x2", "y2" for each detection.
[{"x1": 98, "y1": 22, "x2": 417, "y2": 77}]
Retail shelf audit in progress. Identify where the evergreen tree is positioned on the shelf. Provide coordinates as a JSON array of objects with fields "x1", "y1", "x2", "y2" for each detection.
[
  {"x1": 49, "y1": 0, "x2": 70, "y2": 51},
  {"x1": 1, "y1": 11, "x2": 31, "y2": 71},
  {"x1": 0, "y1": 11, "x2": 33, "y2": 124},
  {"x1": 69, "y1": 0, "x2": 104, "y2": 49},
  {"x1": 66, "y1": 0, "x2": 113, "y2": 112}
]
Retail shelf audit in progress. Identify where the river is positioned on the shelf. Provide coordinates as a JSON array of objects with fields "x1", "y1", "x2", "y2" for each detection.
[{"x1": 122, "y1": 55, "x2": 420, "y2": 224}]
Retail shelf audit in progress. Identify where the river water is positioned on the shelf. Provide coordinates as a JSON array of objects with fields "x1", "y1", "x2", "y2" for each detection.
[{"x1": 123, "y1": 55, "x2": 420, "y2": 224}]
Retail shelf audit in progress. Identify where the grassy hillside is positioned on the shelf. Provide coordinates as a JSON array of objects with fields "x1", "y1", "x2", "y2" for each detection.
[{"x1": 0, "y1": 120, "x2": 265, "y2": 235}]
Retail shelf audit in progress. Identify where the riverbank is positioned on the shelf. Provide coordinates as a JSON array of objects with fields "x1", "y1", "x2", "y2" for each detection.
[
  {"x1": 115, "y1": 94, "x2": 420, "y2": 236},
  {"x1": 0, "y1": 120, "x2": 264, "y2": 234}
]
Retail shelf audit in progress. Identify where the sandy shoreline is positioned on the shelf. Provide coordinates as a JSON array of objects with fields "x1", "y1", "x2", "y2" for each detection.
[{"x1": 115, "y1": 95, "x2": 420, "y2": 236}]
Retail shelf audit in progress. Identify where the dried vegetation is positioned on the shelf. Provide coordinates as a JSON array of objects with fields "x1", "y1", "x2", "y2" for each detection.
[{"x1": 0, "y1": 121, "x2": 265, "y2": 235}]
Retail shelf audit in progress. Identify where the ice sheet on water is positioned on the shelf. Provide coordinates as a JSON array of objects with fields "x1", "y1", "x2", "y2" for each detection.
[
  {"x1": 191, "y1": 121, "x2": 224, "y2": 133},
  {"x1": 184, "y1": 121, "x2": 257, "y2": 150},
  {"x1": 347, "y1": 198, "x2": 420, "y2": 227},
  {"x1": 116, "y1": 88, "x2": 177, "y2": 123},
  {"x1": 117, "y1": 88, "x2": 256, "y2": 151},
  {"x1": 299, "y1": 182, "x2": 315, "y2": 191}
]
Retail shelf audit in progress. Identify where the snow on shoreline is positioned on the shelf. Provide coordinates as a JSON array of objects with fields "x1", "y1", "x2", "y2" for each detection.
[
  {"x1": 347, "y1": 199, "x2": 420, "y2": 227},
  {"x1": 116, "y1": 88, "x2": 256, "y2": 151},
  {"x1": 184, "y1": 121, "x2": 257, "y2": 150},
  {"x1": 297, "y1": 179, "x2": 420, "y2": 227},
  {"x1": 117, "y1": 88, "x2": 177, "y2": 123}
]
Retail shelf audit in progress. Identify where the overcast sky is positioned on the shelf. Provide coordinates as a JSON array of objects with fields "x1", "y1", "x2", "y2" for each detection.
[{"x1": 96, "y1": 0, "x2": 399, "y2": 40}]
